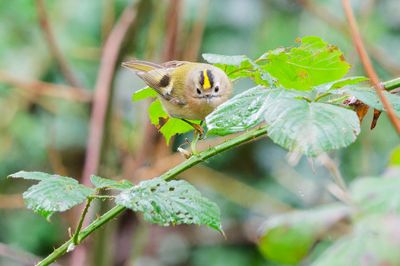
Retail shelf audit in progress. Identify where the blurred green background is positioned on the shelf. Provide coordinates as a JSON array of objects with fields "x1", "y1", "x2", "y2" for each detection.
[{"x1": 0, "y1": 0, "x2": 399, "y2": 265}]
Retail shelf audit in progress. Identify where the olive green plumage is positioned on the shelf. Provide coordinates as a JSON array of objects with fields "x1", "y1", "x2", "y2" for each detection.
[{"x1": 122, "y1": 60, "x2": 232, "y2": 120}]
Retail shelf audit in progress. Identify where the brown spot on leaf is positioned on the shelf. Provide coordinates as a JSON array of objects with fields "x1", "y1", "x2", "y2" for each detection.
[
  {"x1": 328, "y1": 45, "x2": 339, "y2": 52},
  {"x1": 298, "y1": 70, "x2": 308, "y2": 79}
]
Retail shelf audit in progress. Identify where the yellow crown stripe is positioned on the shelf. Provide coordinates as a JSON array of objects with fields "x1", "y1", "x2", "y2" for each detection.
[{"x1": 202, "y1": 69, "x2": 211, "y2": 90}]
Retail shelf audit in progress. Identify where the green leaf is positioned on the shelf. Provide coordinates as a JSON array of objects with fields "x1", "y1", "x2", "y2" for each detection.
[
  {"x1": 10, "y1": 171, "x2": 94, "y2": 216},
  {"x1": 90, "y1": 175, "x2": 133, "y2": 190},
  {"x1": 202, "y1": 53, "x2": 256, "y2": 80},
  {"x1": 202, "y1": 54, "x2": 249, "y2": 65},
  {"x1": 159, "y1": 118, "x2": 194, "y2": 145},
  {"x1": 315, "y1": 76, "x2": 368, "y2": 92},
  {"x1": 262, "y1": 36, "x2": 350, "y2": 91},
  {"x1": 115, "y1": 178, "x2": 222, "y2": 231},
  {"x1": 258, "y1": 204, "x2": 350, "y2": 265},
  {"x1": 351, "y1": 177, "x2": 400, "y2": 215},
  {"x1": 264, "y1": 98, "x2": 360, "y2": 156},
  {"x1": 148, "y1": 99, "x2": 168, "y2": 126},
  {"x1": 8, "y1": 171, "x2": 51, "y2": 181},
  {"x1": 206, "y1": 86, "x2": 268, "y2": 135},
  {"x1": 132, "y1": 86, "x2": 158, "y2": 102},
  {"x1": 206, "y1": 86, "x2": 300, "y2": 136},
  {"x1": 146, "y1": 99, "x2": 194, "y2": 144},
  {"x1": 338, "y1": 86, "x2": 400, "y2": 116},
  {"x1": 312, "y1": 215, "x2": 400, "y2": 266}
]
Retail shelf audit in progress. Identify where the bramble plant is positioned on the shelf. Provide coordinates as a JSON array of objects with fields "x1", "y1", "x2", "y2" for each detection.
[{"x1": 9, "y1": 36, "x2": 400, "y2": 265}]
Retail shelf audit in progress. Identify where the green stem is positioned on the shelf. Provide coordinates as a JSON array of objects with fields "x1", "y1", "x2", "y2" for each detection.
[
  {"x1": 33, "y1": 76, "x2": 400, "y2": 266},
  {"x1": 36, "y1": 205, "x2": 126, "y2": 266},
  {"x1": 89, "y1": 195, "x2": 115, "y2": 200},
  {"x1": 72, "y1": 198, "x2": 93, "y2": 245},
  {"x1": 36, "y1": 126, "x2": 268, "y2": 266},
  {"x1": 314, "y1": 92, "x2": 331, "y2": 102},
  {"x1": 383, "y1": 77, "x2": 400, "y2": 91},
  {"x1": 190, "y1": 131, "x2": 200, "y2": 155},
  {"x1": 163, "y1": 126, "x2": 267, "y2": 181}
]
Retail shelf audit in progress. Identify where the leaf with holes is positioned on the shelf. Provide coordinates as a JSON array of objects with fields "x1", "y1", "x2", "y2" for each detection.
[
  {"x1": 264, "y1": 98, "x2": 360, "y2": 156},
  {"x1": 312, "y1": 215, "x2": 400, "y2": 266},
  {"x1": 261, "y1": 36, "x2": 350, "y2": 91},
  {"x1": 115, "y1": 178, "x2": 222, "y2": 232},
  {"x1": 132, "y1": 86, "x2": 158, "y2": 102},
  {"x1": 206, "y1": 86, "x2": 303, "y2": 136},
  {"x1": 9, "y1": 171, "x2": 94, "y2": 219},
  {"x1": 90, "y1": 175, "x2": 133, "y2": 190},
  {"x1": 258, "y1": 204, "x2": 350, "y2": 264},
  {"x1": 351, "y1": 177, "x2": 400, "y2": 215}
]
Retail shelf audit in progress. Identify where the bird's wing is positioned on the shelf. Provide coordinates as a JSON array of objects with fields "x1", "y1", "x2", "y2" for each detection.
[
  {"x1": 122, "y1": 60, "x2": 163, "y2": 72},
  {"x1": 161, "y1": 60, "x2": 190, "y2": 68},
  {"x1": 122, "y1": 59, "x2": 187, "y2": 106}
]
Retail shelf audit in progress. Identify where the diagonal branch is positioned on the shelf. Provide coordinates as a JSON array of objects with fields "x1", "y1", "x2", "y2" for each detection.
[
  {"x1": 36, "y1": 0, "x2": 82, "y2": 88},
  {"x1": 341, "y1": 0, "x2": 400, "y2": 134},
  {"x1": 35, "y1": 126, "x2": 268, "y2": 265}
]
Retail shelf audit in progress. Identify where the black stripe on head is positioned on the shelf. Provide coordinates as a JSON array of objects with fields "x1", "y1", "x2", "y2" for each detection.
[
  {"x1": 199, "y1": 71, "x2": 204, "y2": 86},
  {"x1": 159, "y1": 75, "x2": 170, "y2": 87},
  {"x1": 206, "y1": 69, "x2": 214, "y2": 88}
]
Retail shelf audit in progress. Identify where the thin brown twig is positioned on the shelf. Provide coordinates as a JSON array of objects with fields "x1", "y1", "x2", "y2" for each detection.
[
  {"x1": 82, "y1": 4, "x2": 139, "y2": 183},
  {"x1": 35, "y1": 0, "x2": 82, "y2": 88},
  {"x1": 72, "y1": 4, "x2": 139, "y2": 266},
  {"x1": 342, "y1": 0, "x2": 400, "y2": 134},
  {"x1": 0, "y1": 71, "x2": 91, "y2": 102}
]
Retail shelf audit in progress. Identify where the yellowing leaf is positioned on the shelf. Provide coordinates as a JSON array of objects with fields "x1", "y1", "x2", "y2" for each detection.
[{"x1": 262, "y1": 36, "x2": 350, "y2": 91}]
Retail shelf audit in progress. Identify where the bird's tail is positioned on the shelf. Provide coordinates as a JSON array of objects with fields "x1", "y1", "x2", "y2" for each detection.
[{"x1": 121, "y1": 60, "x2": 163, "y2": 72}]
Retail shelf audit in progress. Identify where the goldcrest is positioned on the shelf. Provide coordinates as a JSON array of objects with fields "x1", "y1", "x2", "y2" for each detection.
[{"x1": 122, "y1": 60, "x2": 232, "y2": 120}]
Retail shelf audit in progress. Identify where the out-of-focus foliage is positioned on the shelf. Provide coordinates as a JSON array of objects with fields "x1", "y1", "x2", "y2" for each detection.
[
  {"x1": 258, "y1": 204, "x2": 350, "y2": 264},
  {"x1": 1, "y1": 0, "x2": 400, "y2": 265}
]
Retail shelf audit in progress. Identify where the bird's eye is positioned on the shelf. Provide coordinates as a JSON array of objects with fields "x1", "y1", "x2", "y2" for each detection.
[
  {"x1": 214, "y1": 86, "x2": 219, "y2": 93},
  {"x1": 196, "y1": 88, "x2": 202, "y2": 95}
]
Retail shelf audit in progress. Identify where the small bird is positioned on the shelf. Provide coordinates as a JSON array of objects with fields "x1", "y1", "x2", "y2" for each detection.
[{"x1": 122, "y1": 60, "x2": 232, "y2": 131}]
